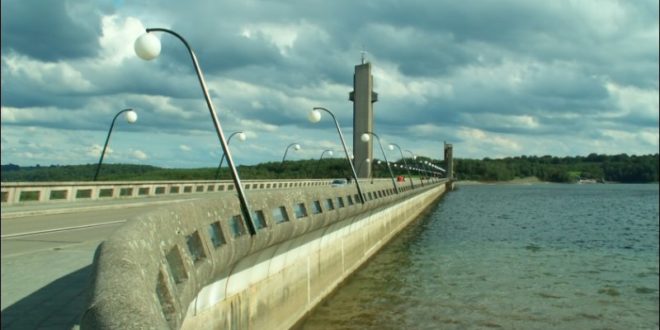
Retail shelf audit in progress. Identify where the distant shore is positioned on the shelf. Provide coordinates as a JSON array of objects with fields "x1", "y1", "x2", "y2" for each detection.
[{"x1": 456, "y1": 176, "x2": 545, "y2": 185}]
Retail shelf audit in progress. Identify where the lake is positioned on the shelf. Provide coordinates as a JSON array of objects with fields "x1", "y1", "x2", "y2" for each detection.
[{"x1": 299, "y1": 183, "x2": 659, "y2": 329}]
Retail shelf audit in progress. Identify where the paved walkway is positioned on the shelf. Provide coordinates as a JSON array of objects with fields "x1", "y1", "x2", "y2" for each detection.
[
  {"x1": 1, "y1": 241, "x2": 95, "y2": 329},
  {"x1": 1, "y1": 193, "x2": 214, "y2": 219},
  {"x1": 1, "y1": 195, "x2": 214, "y2": 329}
]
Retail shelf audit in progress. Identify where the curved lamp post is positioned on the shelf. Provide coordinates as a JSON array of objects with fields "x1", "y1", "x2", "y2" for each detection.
[
  {"x1": 215, "y1": 131, "x2": 246, "y2": 180},
  {"x1": 389, "y1": 143, "x2": 415, "y2": 189},
  {"x1": 135, "y1": 28, "x2": 256, "y2": 235},
  {"x1": 93, "y1": 108, "x2": 137, "y2": 181},
  {"x1": 404, "y1": 149, "x2": 423, "y2": 187},
  {"x1": 309, "y1": 107, "x2": 365, "y2": 203},
  {"x1": 282, "y1": 143, "x2": 301, "y2": 163},
  {"x1": 316, "y1": 149, "x2": 333, "y2": 176},
  {"x1": 361, "y1": 132, "x2": 398, "y2": 193}
]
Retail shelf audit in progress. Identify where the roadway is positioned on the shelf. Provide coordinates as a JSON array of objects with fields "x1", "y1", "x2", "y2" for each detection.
[{"x1": 0, "y1": 193, "x2": 219, "y2": 329}]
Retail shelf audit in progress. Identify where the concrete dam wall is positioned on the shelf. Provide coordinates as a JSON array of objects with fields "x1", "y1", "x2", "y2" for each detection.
[{"x1": 80, "y1": 179, "x2": 452, "y2": 329}]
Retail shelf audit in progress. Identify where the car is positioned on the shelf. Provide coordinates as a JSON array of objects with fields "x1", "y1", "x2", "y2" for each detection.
[{"x1": 331, "y1": 179, "x2": 348, "y2": 187}]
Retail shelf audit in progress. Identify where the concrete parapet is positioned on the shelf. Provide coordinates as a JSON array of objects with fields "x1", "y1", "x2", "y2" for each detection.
[
  {"x1": 80, "y1": 179, "x2": 449, "y2": 329},
  {"x1": 1, "y1": 179, "x2": 361, "y2": 206}
]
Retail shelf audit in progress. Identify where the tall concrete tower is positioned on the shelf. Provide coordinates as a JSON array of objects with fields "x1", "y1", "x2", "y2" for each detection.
[
  {"x1": 444, "y1": 141, "x2": 454, "y2": 180},
  {"x1": 349, "y1": 60, "x2": 378, "y2": 178}
]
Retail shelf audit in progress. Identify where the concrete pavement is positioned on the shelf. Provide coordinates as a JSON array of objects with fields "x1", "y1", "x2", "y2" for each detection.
[{"x1": 1, "y1": 195, "x2": 219, "y2": 329}]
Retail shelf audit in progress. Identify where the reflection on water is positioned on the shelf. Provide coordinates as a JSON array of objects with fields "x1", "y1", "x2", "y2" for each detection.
[{"x1": 299, "y1": 184, "x2": 659, "y2": 329}]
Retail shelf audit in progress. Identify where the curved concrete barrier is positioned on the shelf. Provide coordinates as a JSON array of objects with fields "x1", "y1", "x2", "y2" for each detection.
[{"x1": 80, "y1": 180, "x2": 450, "y2": 329}]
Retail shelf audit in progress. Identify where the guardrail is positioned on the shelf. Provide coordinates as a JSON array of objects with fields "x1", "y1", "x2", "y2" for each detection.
[
  {"x1": 0, "y1": 179, "x2": 400, "y2": 205},
  {"x1": 80, "y1": 179, "x2": 449, "y2": 329}
]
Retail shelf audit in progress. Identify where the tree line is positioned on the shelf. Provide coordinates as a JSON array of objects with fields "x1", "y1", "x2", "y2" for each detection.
[{"x1": 1, "y1": 153, "x2": 658, "y2": 183}]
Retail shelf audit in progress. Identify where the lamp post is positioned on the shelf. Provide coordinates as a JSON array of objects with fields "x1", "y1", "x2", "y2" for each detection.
[
  {"x1": 308, "y1": 107, "x2": 365, "y2": 203},
  {"x1": 316, "y1": 149, "x2": 333, "y2": 176},
  {"x1": 389, "y1": 143, "x2": 415, "y2": 189},
  {"x1": 135, "y1": 28, "x2": 256, "y2": 235},
  {"x1": 93, "y1": 108, "x2": 138, "y2": 181},
  {"x1": 404, "y1": 149, "x2": 423, "y2": 187},
  {"x1": 360, "y1": 132, "x2": 399, "y2": 193},
  {"x1": 215, "y1": 131, "x2": 246, "y2": 180},
  {"x1": 282, "y1": 143, "x2": 301, "y2": 163}
]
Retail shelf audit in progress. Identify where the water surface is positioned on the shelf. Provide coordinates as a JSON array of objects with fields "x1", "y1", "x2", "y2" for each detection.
[{"x1": 300, "y1": 183, "x2": 659, "y2": 329}]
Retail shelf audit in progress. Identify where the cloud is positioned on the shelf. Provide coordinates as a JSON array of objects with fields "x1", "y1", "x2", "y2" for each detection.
[
  {"x1": 131, "y1": 149, "x2": 148, "y2": 160},
  {"x1": 1, "y1": 0, "x2": 657, "y2": 168}
]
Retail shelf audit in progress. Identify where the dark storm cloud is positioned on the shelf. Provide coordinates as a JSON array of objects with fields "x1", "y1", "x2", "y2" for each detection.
[
  {"x1": 1, "y1": 0, "x2": 657, "y2": 166},
  {"x1": 1, "y1": 0, "x2": 109, "y2": 61}
]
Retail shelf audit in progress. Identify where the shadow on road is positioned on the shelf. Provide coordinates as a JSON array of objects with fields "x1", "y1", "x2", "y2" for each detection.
[{"x1": 1, "y1": 265, "x2": 91, "y2": 329}]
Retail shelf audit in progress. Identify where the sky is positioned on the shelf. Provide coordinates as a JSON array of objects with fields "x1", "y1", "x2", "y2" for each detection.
[{"x1": 1, "y1": 0, "x2": 658, "y2": 168}]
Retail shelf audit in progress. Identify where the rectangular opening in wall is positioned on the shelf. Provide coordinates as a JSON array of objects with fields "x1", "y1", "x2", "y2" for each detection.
[
  {"x1": 266, "y1": 183, "x2": 271, "y2": 188},
  {"x1": 156, "y1": 270, "x2": 176, "y2": 320},
  {"x1": 229, "y1": 215, "x2": 246, "y2": 238},
  {"x1": 324, "y1": 198, "x2": 335, "y2": 210},
  {"x1": 155, "y1": 187, "x2": 166, "y2": 194},
  {"x1": 218, "y1": 185, "x2": 225, "y2": 191},
  {"x1": 251, "y1": 210, "x2": 267, "y2": 230},
  {"x1": 228, "y1": 185, "x2": 234, "y2": 191},
  {"x1": 196, "y1": 185, "x2": 204, "y2": 192},
  {"x1": 259, "y1": 184, "x2": 265, "y2": 189},
  {"x1": 272, "y1": 206, "x2": 289, "y2": 224},
  {"x1": 294, "y1": 203, "x2": 308, "y2": 219},
  {"x1": 336, "y1": 197, "x2": 345, "y2": 208},
  {"x1": 99, "y1": 189, "x2": 113, "y2": 198},
  {"x1": 75, "y1": 189, "x2": 92, "y2": 199},
  {"x1": 208, "y1": 221, "x2": 226, "y2": 248},
  {"x1": 119, "y1": 188, "x2": 133, "y2": 197},
  {"x1": 19, "y1": 191, "x2": 40, "y2": 202},
  {"x1": 1, "y1": 191, "x2": 8, "y2": 203},
  {"x1": 185, "y1": 231, "x2": 207, "y2": 264},
  {"x1": 49, "y1": 190, "x2": 67, "y2": 200},
  {"x1": 207, "y1": 185, "x2": 215, "y2": 191},
  {"x1": 347, "y1": 195, "x2": 354, "y2": 206},
  {"x1": 245, "y1": 184, "x2": 251, "y2": 189},
  {"x1": 184, "y1": 186, "x2": 193, "y2": 193},
  {"x1": 311, "y1": 201, "x2": 322, "y2": 215},
  {"x1": 165, "y1": 246, "x2": 188, "y2": 285},
  {"x1": 138, "y1": 187, "x2": 150, "y2": 195},
  {"x1": 170, "y1": 186, "x2": 180, "y2": 194}
]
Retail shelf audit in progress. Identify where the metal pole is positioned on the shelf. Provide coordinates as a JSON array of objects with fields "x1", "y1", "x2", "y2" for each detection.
[
  {"x1": 405, "y1": 150, "x2": 423, "y2": 187},
  {"x1": 215, "y1": 131, "x2": 243, "y2": 180},
  {"x1": 93, "y1": 108, "x2": 133, "y2": 181},
  {"x1": 316, "y1": 149, "x2": 332, "y2": 176},
  {"x1": 365, "y1": 131, "x2": 399, "y2": 194},
  {"x1": 281, "y1": 143, "x2": 299, "y2": 163},
  {"x1": 391, "y1": 143, "x2": 414, "y2": 189},
  {"x1": 313, "y1": 107, "x2": 365, "y2": 203},
  {"x1": 146, "y1": 28, "x2": 256, "y2": 235}
]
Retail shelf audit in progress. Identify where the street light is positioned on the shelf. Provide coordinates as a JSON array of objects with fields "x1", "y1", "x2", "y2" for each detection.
[
  {"x1": 308, "y1": 107, "x2": 365, "y2": 203},
  {"x1": 316, "y1": 149, "x2": 334, "y2": 177},
  {"x1": 282, "y1": 143, "x2": 301, "y2": 163},
  {"x1": 135, "y1": 28, "x2": 256, "y2": 235},
  {"x1": 389, "y1": 143, "x2": 415, "y2": 189},
  {"x1": 361, "y1": 132, "x2": 398, "y2": 193},
  {"x1": 215, "y1": 131, "x2": 246, "y2": 180},
  {"x1": 404, "y1": 149, "x2": 423, "y2": 187},
  {"x1": 93, "y1": 108, "x2": 138, "y2": 181}
]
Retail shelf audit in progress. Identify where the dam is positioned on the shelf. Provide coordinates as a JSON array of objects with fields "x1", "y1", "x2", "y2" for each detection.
[{"x1": 78, "y1": 178, "x2": 453, "y2": 329}]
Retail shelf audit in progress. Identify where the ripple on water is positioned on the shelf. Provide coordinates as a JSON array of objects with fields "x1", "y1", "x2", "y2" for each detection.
[{"x1": 299, "y1": 184, "x2": 659, "y2": 330}]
